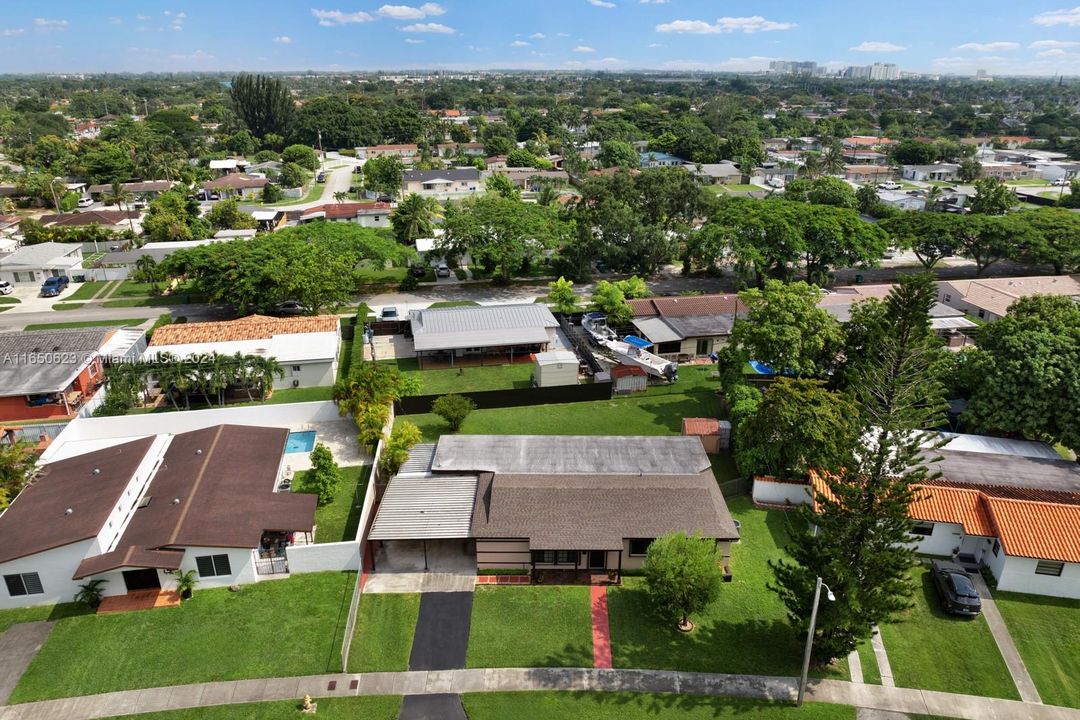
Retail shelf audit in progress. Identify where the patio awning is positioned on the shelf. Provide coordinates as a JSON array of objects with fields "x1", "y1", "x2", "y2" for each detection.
[
  {"x1": 368, "y1": 474, "x2": 478, "y2": 540},
  {"x1": 631, "y1": 317, "x2": 682, "y2": 344}
]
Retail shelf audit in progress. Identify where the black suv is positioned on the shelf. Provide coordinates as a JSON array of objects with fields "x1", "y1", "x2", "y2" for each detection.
[{"x1": 931, "y1": 560, "x2": 982, "y2": 617}]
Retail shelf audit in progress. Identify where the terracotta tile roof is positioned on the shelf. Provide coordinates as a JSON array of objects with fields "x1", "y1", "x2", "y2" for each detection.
[
  {"x1": 202, "y1": 174, "x2": 268, "y2": 190},
  {"x1": 683, "y1": 418, "x2": 721, "y2": 436},
  {"x1": 300, "y1": 202, "x2": 392, "y2": 220},
  {"x1": 628, "y1": 294, "x2": 745, "y2": 318},
  {"x1": 911, "y1": 485, "x2": 995, "y2": 536},
  {"x1": 149, "y1": 314, "x2": 339, "y2": 347},
  {"x1": 984, "y1": 496, "x2": 1080, "y2": 564}
]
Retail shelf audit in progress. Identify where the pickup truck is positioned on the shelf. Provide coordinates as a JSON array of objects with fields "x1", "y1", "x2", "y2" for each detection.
[{"x1": 39, "y1": 276, "x2": 70, "y2": 297}]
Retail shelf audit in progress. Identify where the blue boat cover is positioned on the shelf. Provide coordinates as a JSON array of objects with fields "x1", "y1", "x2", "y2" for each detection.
[
  {"x1": 623, "y1": 335, "x2": 653, "y2": 349},
  {"x1": 748, "y1": 360, "x2": 777, "y2": 375},
  {"x1": 585, "y1": 311, "x2": 607, "y2": 320}
]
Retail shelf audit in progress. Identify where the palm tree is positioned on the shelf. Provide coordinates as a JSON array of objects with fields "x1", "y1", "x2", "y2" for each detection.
[
  {"x1": 821, "y1": 143, "x2": 845, "y2": 176},
  {"x1": 924, "y1": 185, "x2": 943, "y2": 211},
  {"x1": 208, "y1": 353, "x2": 233, "y2": 406},
  {"x1": 134, "y1": 255, "x2": 159, "y2": 291},
  {"x1": 390, "y1": 192, "x2": 442, "y2": 245},
  {"x1": 104, "y1": 181, "x2": 137, "y2": 234},
  {"x1": 251, "y1": 356, "x2": 284, "y2": 400},
  {"x1": 0, "y1": 441, "x2": 37, "y2": 510},
  {"x1": 0, "y1": 197, "x2": 14, "y2": 214},
  {"x1": 798, "y1": 153, "x2": 823, "y2": 179},
  {"x1": 333, "y1": 191, "x2": 349, "y2": 203}
]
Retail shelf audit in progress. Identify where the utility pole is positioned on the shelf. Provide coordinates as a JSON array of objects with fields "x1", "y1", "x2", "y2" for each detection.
[{"x1": 797, "y1": 577, "x2": 834, "y2": 706}]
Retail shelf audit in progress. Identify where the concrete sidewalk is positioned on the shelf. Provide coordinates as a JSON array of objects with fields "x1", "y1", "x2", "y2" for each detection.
[
  {"x1": 0, "y1": 622, "x2": 52, "y2": 705},
  {"x1": 5, "y1": 668, "x2": 1080, "y2": 720}
]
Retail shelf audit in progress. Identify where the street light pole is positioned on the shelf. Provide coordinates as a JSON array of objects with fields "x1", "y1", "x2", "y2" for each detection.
[{"x1": 797, "y1": 576, "x2": 834, "y2": 706}]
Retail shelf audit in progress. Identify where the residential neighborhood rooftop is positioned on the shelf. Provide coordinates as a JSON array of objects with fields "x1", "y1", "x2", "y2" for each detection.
[{"x1": 0, "y1": 328, "x2": 113, "y2": 395}]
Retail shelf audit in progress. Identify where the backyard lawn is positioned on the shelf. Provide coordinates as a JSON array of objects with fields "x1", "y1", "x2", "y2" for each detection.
[
  {"x1": 463, "y1": 693, "x2": 855, "y2": 720},
  {"x1": 10, "y1": 571, "x2": 356, "y2": 703},
  {"x1": 467, "y1": 586, "x2": 593, "y2": 668},
  {"x1": 399, "y1": 391, "x2": 722, "y2": 442},
  {"x1": 96, "y1": 696, "x2": 402, "y2": 720},
  {"x1": 607, "y1": 497, "x2": 846, "y2": 679},
  {"x1": 877, "y1": 567, "x2": 1018, "y2": 700},
  {"x1": 292, "y1": 465, "x2": 369, "y2": 543},
  {"x1": 389, "y1": 357, "x2": 535, "y2": 395},
  {"x1": 995, "y1": 592, "x2": 1080, "y2": 708},
  {"x1": 348, "y1": 592, "x2": 420, "y2": 672},
  {"x1": 262, "y1": 386, "x2": 334, "y2": 405}
]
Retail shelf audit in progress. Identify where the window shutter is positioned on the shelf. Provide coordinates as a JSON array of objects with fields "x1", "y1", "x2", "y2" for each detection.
[
  {"x1": 22, "y1": 573, "x2": 43, "y2": 595},
  {"x1": 212, "y1": 554, "x2": 232, "y2": 577},
  {"x1": 4, "y1": 574, "x2": 25, "y2": 597},
  {"x1": 195, "y1": 555, "x2": 215, "y2": 577}
]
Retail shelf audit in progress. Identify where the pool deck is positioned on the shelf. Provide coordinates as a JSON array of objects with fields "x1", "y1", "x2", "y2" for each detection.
[{"x1": 280, "y1": 418, "x2": 370, "y2": 473}]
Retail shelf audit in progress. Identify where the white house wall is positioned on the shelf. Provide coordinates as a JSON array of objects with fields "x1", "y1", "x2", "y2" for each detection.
[
  {"x1": 286, "y1": 541, "x2": 360, "y2": 574},
  {"x1": 995, "y1": 555, "x2": 1080, "y2": 599},
  {"x1": 0, "y1": 540, "x2": 96, "y2": 609},
  {"x1": 273, "y1": 360, "x2": 336, "y2": 390},
  {"x1": 909, "y1": 521, "x2": 965, "y2": 557},
  {"x1": 173, "y1": 546, "x2": 258, "y2": 590},
  {"x1": 752, "y1": 479, "x2": 812, "y2": 506}
]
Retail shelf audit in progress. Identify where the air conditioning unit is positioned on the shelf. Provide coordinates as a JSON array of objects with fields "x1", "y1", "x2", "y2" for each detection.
[{"x1": 292, "y1": 379, "x2": 300, "y2": 388}]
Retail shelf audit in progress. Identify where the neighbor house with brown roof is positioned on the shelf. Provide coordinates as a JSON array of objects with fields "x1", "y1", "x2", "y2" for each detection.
[
  {"x1": 0, "y1": 425, "x2": 316, "y2": 608},
  {"x1": 368, "y1": 435, "x2": 740, "y2": 581},
  {"x1": 938, "y1": 275, "x2": 1080, "y2": 322},
  {"x1": 201, "y1": 174, "x2": 268, "y2": 198},
  {"x1": 146, "y1": 315, "x2": 341, "y2": 391},
  {"x1": 627, "y1": 294, "x2": 746, "y2": 361},
  {"x1": 296, "y1": 201, "x2": 393, "y2": 229}
]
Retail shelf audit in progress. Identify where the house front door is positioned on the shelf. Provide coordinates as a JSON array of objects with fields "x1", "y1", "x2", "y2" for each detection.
[
  {"x1": 588, "y1": 551, "x2": 606, "y2": 570},
  {"x1": 121, "y1": 568, "x2": 161, "y2": 592}
]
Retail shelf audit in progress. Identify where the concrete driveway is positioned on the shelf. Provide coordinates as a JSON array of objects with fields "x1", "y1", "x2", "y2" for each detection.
[{"x1": 365, "y1": 539, "x2": 477, "y2": 593}]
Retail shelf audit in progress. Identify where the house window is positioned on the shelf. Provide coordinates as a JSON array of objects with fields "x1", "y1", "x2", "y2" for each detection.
[
  {"x1": 195, "y1": 554, "x2": 232, "y2": 578},
  {"x1": 291, "y1": 365, "x2": 301, "y2": 372},
  {"x1": 657, "y1": 341, "x2": 681, "y2": 355},
  {"x1": 978, "y1": 310, "x2": 985, "y2": 319},
  {"x1": 4, "y1": 572, "x2": 43, "y2": 597},
  {"x1": 1035, "y1": 560, "x2": 1064, "y2": 577},
  {"x1": 532, "y1": 550, "x2": 555, "y2": 564},
  {"x1": 992, "y1": 539, "x2": 1000, "y2": 557},
  {"x1": 695, "y1": 339, "x2": 712, "y2": 356},
  {"x1": 911, "y1": 522, "x2": 935, "y2": 537},
  {"x1": 629, "y1": 539, "x2": 652, "y2": 557},
  {"x1": 556, "y1": 550, "x2": 574, "y2": 564},
  {"x1": 943, "y1": 294, "x2": 952, "y2": 302}
]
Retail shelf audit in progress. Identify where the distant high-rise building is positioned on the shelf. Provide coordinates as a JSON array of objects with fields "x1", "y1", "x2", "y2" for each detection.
[
  {"x1": 769, "y1": 60, "x2": 820, "y2": 76},
  {"x1": 843, "y1": 63, "x2": 899, "y2": 81}
]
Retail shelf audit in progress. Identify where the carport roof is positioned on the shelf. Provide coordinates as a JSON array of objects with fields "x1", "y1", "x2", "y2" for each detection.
[{"x1": 368, "y1": 474, "x2": 478, "y2": 540}]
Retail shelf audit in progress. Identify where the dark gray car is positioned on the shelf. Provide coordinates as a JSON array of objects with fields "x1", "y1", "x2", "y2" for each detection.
[{"x1": 931, "y1": 560, "x2": 982, "y2": 617}]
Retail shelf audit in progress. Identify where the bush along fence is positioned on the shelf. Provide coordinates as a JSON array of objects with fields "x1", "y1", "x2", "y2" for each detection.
[{"x1": 395, "y1": 379, "x2": 613, "y2": 415}]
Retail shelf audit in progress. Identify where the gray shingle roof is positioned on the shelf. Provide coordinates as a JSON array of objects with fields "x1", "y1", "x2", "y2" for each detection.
[
  {"x1": 930, "y1": 449, "x2": 1080, "y2": 496},
  {"x1": 409, "y1": 303, "x2": 557, "y2": 352},
  {"x1": 0, "y1": 328, "x2": 114, "y2": 395}
]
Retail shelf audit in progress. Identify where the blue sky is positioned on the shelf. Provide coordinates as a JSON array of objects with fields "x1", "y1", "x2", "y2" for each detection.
[{"x1": 2, "y1": 1, "x2": 1080, "y2": 75}]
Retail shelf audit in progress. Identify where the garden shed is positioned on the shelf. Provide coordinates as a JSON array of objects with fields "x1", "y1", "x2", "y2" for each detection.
[
  {"x1": 610, "y1": 365, "x2": 648, "y2": 395},
  {"x1": 533, "y1": 351, "x2": 579, "y2": 387}
]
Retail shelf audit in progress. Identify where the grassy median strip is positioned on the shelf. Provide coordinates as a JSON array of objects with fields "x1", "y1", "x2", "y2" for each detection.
[
  {"x1": 95, "y1": 696, "x2": 402, "y2": 720},
  {"x1": 463, "y1": 692, "x2": 856, "y2": 719}
]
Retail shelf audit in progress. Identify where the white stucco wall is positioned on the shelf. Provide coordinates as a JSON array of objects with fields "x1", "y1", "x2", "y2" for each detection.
[
  {"x1": 909, "y1": 521, "x2": 965, "y2": 557},
  {"x1": 752, "y1": 479, "x2": 812, "y2": 506},
  {"x1": 0, "y1": 540, "x2": 96, "y2": 609},
  {"x1": 272, "y1": 360, "x2": 336, "y2": 390},
  {"x1": 995, "y1": 555, "x2": 1080, "y2": 599},
  {"x1": 287, "y1": 541, "x2": 360, "y2": 574},
  {"x1": 173, "y1": 546, "x2": 258, "y2": 590}
]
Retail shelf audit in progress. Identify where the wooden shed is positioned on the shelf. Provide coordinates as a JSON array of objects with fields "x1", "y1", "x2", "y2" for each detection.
[
  {"x1": 682, "y1": 417, "x2": 732, "y2": 453},
  {"x1": 610, "y1": 365, "x2": 648, "y2": 394}
]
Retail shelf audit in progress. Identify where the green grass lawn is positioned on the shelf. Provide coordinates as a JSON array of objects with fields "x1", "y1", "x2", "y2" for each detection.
[
  {"x1": 10, "y1": 572, "x2": 356, "y2": 703},
  {"x1": 24, "y1": 319, "x2": 140, "y2": 331},
  {"x1": 0, "y1": 603, "x2": 91, "y2": 637},
  {"x1": 463, "y1": 692, "x2": 854, "y2": 720},
  {"x1": 391, "y1": 357, "x2": 535, "y2": 395},
  {"x1": 347, "y1": 593, "x2": 420, "y2": 672},
  {"x1": 292, "y1": 465, "x2": 369, "y2": 543},
  {"x1": 1005, "y1": 178, "x2": 1050, "y2": 186},
  {"x1": 428, "y1": 300, "x2": 480, "y2": 308},
  {"x1": 641, "y1": 363, "x2": 719, "y2": 397},
  {"x1": 51, "y1": 302, "x2": 86, "y2": 311},
  {"x1": 102, "y1": 295, "x2": 206, "y2": 308},
  {"x1": 467, "y1": 586, "x2": 593, "y2": 668},
  {"x1": 607, "y1": 497, "x2": 845, "y2": 679},
  {"x1": 96, "y1": 696, "x2": 402, "y2": 720},
  {"x1": 877, "y1": 567, "x2": 1018, "y2": 699},
  {"x1": 856, "y1": 638, "x2": 881, "y2": 684},
  {"x1": 262, "y1": 385, "x2": 334, "y2": 404},
  {"x1": 66, "y1": 281, "x2": 109, "y2": 301},
  {"x1": 399, "y1": 391, "x2": 722, "y2": 442},
  {"x1": 0, "y1": 295, "x2": 19, "y2": 304},
  {"x1": 112, "y1": 281, "x2": 158, "y2": 297},
  {"x1": 357, "y1": 264, "x2": 408, "y2": 284},
  {"x1": 995, "y1": 592, "x2": 1080, "y2": 708},
  {"x1": 710, "y1": 452, "x2": 739, "y2": 485}
]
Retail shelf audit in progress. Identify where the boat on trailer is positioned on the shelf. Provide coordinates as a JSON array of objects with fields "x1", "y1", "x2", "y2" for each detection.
[{"x1": 581, "y1": 313, "x2": 678, "y2": 382}]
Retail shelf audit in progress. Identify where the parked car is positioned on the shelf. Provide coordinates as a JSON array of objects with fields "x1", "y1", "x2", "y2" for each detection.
[
  {"x1": 271, "y1": 300, "x2": 307, "y2": 316},
  {"x1": 877, "y1": 181, "x2": 902, "y2": 190},
  {"x1": 316, "y1": 172, "x2": 326, "y2": 183},
  {"x1": 1051, "y1": 177, "x2": 1071, "y2": 186},
  {"x1": 377, "y1": 195, "x2": 393, "y2": 203},
  {"x1": 931, "y1": 560, "x2": 982, "y2": 617},
  {"x1": 76, "y1": 196, "x2": 94, "y2": 208},
  {"x1": 409, "y1": 264, "x2": 427, "y2": 277},
  {"x1": 380, "y1": 306, "x2": 399, "y2": 321},
  {"x1": 436, "y1": 263, "x2": 451, "y2": 278},
  {"x1": 39, "y1": 276, "x2": 70, "y2": 298},
  {"x1": 766, "y1": 177, "x2": 785, "y2": 188},
  {"x1": 0, "y1": 281, "x2": 12, "y2": 295}
]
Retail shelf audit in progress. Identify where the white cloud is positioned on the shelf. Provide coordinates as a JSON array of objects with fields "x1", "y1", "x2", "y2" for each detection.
[
  {"x1": 529, "y1": 32, "x2": 546, "y2": 39},
  {"x1": 404, "y1": 37, "x2": 424, "y2": 43},
  {"x1": 376, "y1": 3, "x2": 445, "y2": 20},
  {"x1": 273, "y1": 35, "x2": 293, "y2": 44},
  {"x1": 511, "y1": 40, "x2": 530, "y2": 46},
  {"x1": 1, "y1": 28, "x2": 26, "y2": 36},
  {"x1": 661, "y1": 56, "x2": 776, "y2": 71},
  {"x1": 168, "y1": 49, "x2": 215, "y2": 62},
  {"x1": 311, "y1": 9, "x2": 375, "y2": 25},
  {"x1": 1029, "y1": 39, "x2": 1080, "y2": 49},
  {"x1": 556, "y1": 32, "x2": 570, "y2": 37},
  {"x1": 1032, "y1": 6, "x2": 1080, "y2": 26},
  {"x1": 399, "y1": 22, "x2": 455, "y2": 33},
  {"x1": 33, "y1": 18, "x2": 69, "y2": 31},
  {"x1": 1039, "y1": 48, "x2": 1069, "y2": 57},
  {"x1": 596, "y1": 56, "x2": 624, "y2": 64},
  {"x1": 655, "y1": 16, "x2": 796, "y2": 34},
  {"x1": 109, "y1": 17, "x2": 122, "y2": 25},
  {"x1": 850, "y1": 41, "x2": 906, "y2": 52},
  {"x1": 954, "y1": 41, "x2": 1019, "y2": 51},
  {"x1": 574, "y1": 45, "x2": 596, "y2": 52},
  {"x1": 647, "y1": 42, "x2": 665, "y2": 47},
  {"x1": 136, "y1": 14, "x2": 151, "y2": 21},
  {"x1": 587, "y1": 0, "x2": 616, "y2": 8},
  {"x1": 468, "y1": 45, "x2": 487, "y2": 51}
]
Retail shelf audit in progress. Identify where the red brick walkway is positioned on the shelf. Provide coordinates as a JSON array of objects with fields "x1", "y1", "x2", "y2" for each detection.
[
  {"x1": 590, "y1": 585, "x2": 613, "y2": 669},
  {"x1": 475, "y1": 575, "x2": 530, "y2": 585}
]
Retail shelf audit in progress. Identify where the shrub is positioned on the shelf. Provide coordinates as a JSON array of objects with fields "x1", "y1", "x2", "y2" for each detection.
[
  {"x1": 74, "y1": 579, "x2": 108, "y2": 609},
  {"x1": 644, "y1": 532, "x2": 724, "y2": 629},
  {"x1": 261, "y1": 183, "x2": 284, "y2": 203},
  {"x1": 431, "y1": 394, "x2": 477, "y2": 431},
  {"x1": 282, "y1": 144, "x2": 318, "y2": 171},
  {"x1": 379, "y1": 421, "x2": 422, "y2": 476},
  {"x1": 307, "y1": 442, "x2": 342, "y2": 505},
  {"x1": 399, "y1": 272, "x2": 419, "y2": 291}
]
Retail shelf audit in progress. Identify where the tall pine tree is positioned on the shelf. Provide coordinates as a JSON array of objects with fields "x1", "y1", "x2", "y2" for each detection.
[{"x1": 770, "y1": 274, "x2": 948, "y2": 664}]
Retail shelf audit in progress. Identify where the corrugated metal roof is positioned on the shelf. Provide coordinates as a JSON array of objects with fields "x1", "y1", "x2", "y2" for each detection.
[
  {"x1": 397, "y1": 443, "x2": 437, "y2": 475},
  {"x1": 368, "y1": 474, "x2": 478, "y2": 540},
  {"x1": 409, "y1": 304, "x2": 557, "y2": 352}
]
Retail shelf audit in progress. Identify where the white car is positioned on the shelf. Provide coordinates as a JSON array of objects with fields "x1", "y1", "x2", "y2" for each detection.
[
  {"x1": 76, "y1": 196, "x2": 94, "y2": 208},
  {"x1": 1051, "y1": 178, "x2": 1071, "y2": 186},
  {"x1": 877, "y1": 182, "x2": 901, "y2": 191},
  {"x1": 0, "y1": 281, "x2": 12, "y2": 295}
]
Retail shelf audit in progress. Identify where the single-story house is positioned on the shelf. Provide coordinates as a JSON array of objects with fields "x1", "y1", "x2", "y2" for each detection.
[
  {"x1": 0, "y1": 214, "x2": 21, "y2": 236},
  {"x1": 296, "y1": 202, "x2": 394, "y2": 229},
  {"x1": 753, "y1": 432, "x2": 1080, "y2": 599},
  {"x1": 202, "y1": 175, "x2": 268, "y2": 199},
  {"x1": 979, "y1": 162, "x2": 1037, "y2": 181},
  {"x1": 685, "y1": 161, "x2": 743, "y2": 185},
  {"x1": 368, "y1": 435, "x2": 740, "y2": 580},
  {"x1": 639, "y1": 152, "x2": 687, "y2": 169},
  {"x1": 627, "y1": 294, "x2": 746, "y2": 360},
  {"x1": 359, "y1": 144, "x2": 420, "y2": 163},
  {"x1": 408, "y1": 303, "x2": 558, "y2": 368},
  {"x1": 484, "y1": 156, "x2": 508, "y2": 172},
  {"x1": 208, "y1": 158, "x2": 248, "y2": 175},
  {"x1": 39, "y1": 210, "x2": 141, "y2": 234},
  {"x1": 401, "y1": 168, "x2": 481, "y2": 198},
  {"x1": 0, "y1": 328, "x2": 115, "y2": 422},
  {"x1": 844, "y1": 165, "x2": 894, "y2": 183},
  {"x1": 93, "y1": 239, "x2": 226, "y2": 281},
  {"x1": 0, "y1": 242, "x2": 83, "y2": 285},
  {"x1": 843, "y1": 151, "x2": 889, "y2": 166},
  {"x1": 0, "y1": 424, "x2": 317, "y2": 609},
  {"x1": 818, "y1": 284, "x2": 979, "y2": 338},
  {"x1": 901, "y1": 163, "x2": 959, "y2": 182},
  {"x1": 877, "y1": 190, "x2": 926, "y2": 211},
  {"x1": 145, "y1": 315, "x2": 341, "y2": 390},
  {"x1": 494, "y1": 169, "x2": 569, "y2": 191},
  {"x1": 87, "y1": 180, "x2": 175, "y2": 199},
  {"x1": 250, "y1": 209, "x2": 285, "y2": 232},
  {"x1": 213, "y1": 228, "x2": 258, "y2": 240},
  {"x1": 937, "y1": 275, "x2": 1080, "y2": 322}
]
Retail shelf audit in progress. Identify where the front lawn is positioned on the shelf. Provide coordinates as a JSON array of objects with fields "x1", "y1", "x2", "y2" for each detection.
[
  {"x1": 390, "y1": 357, "x2": 535, "y2": 395},
  {"x1": 24, "y1": 319, "x2": 139, "y2": 331},
  {"x1": 876, "y1": 567, "x2": 1018, "y2": 699},
  {"x1": 96, "y1": 696, "x2": 402, "y2": 720},
  {"x1": 608, "y1": 497, "x2": 845, "y2": 678},
  {"x1": 467, "y1": 586, "x2": 593, "y2": 668},
  {"x1": 995, "y1": 592, "x2": 1080, "y2": 708},
  {"x1": 357, "y1": 264, "x2": 407, "y2": 285},
  {"x1": 293, "y1": 465, "x2": 369, "y2": 544},
  {"x1": 66, "y1": 281, "x2": 108, "y2": 300},
  {"x1": 10, "y1": 571, "x2": 356, "y2": 702},
  {"x1": 1004, "y1": 178, "x2": 1050, "y2": 186},
  {"x1": 347, "y1": 592, "x2": 420, "y2": 672},
  {"x1": 399, "y1": 391, "x2": 722, "y2": 442},
  {"x1": 463, "y1": 692, "x2": 855, "y2": 720},
  {"x1": 0, "y1": 603, "x2": 90, "y2": 637},
  {"x1": 428, "y1": 300, "x2": 480, "y2": 308}
]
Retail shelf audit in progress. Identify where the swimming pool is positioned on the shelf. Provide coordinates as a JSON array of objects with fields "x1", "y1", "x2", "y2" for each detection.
[{"x1": 285, "y1": 430, "x2": 317, "y2": 454}]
